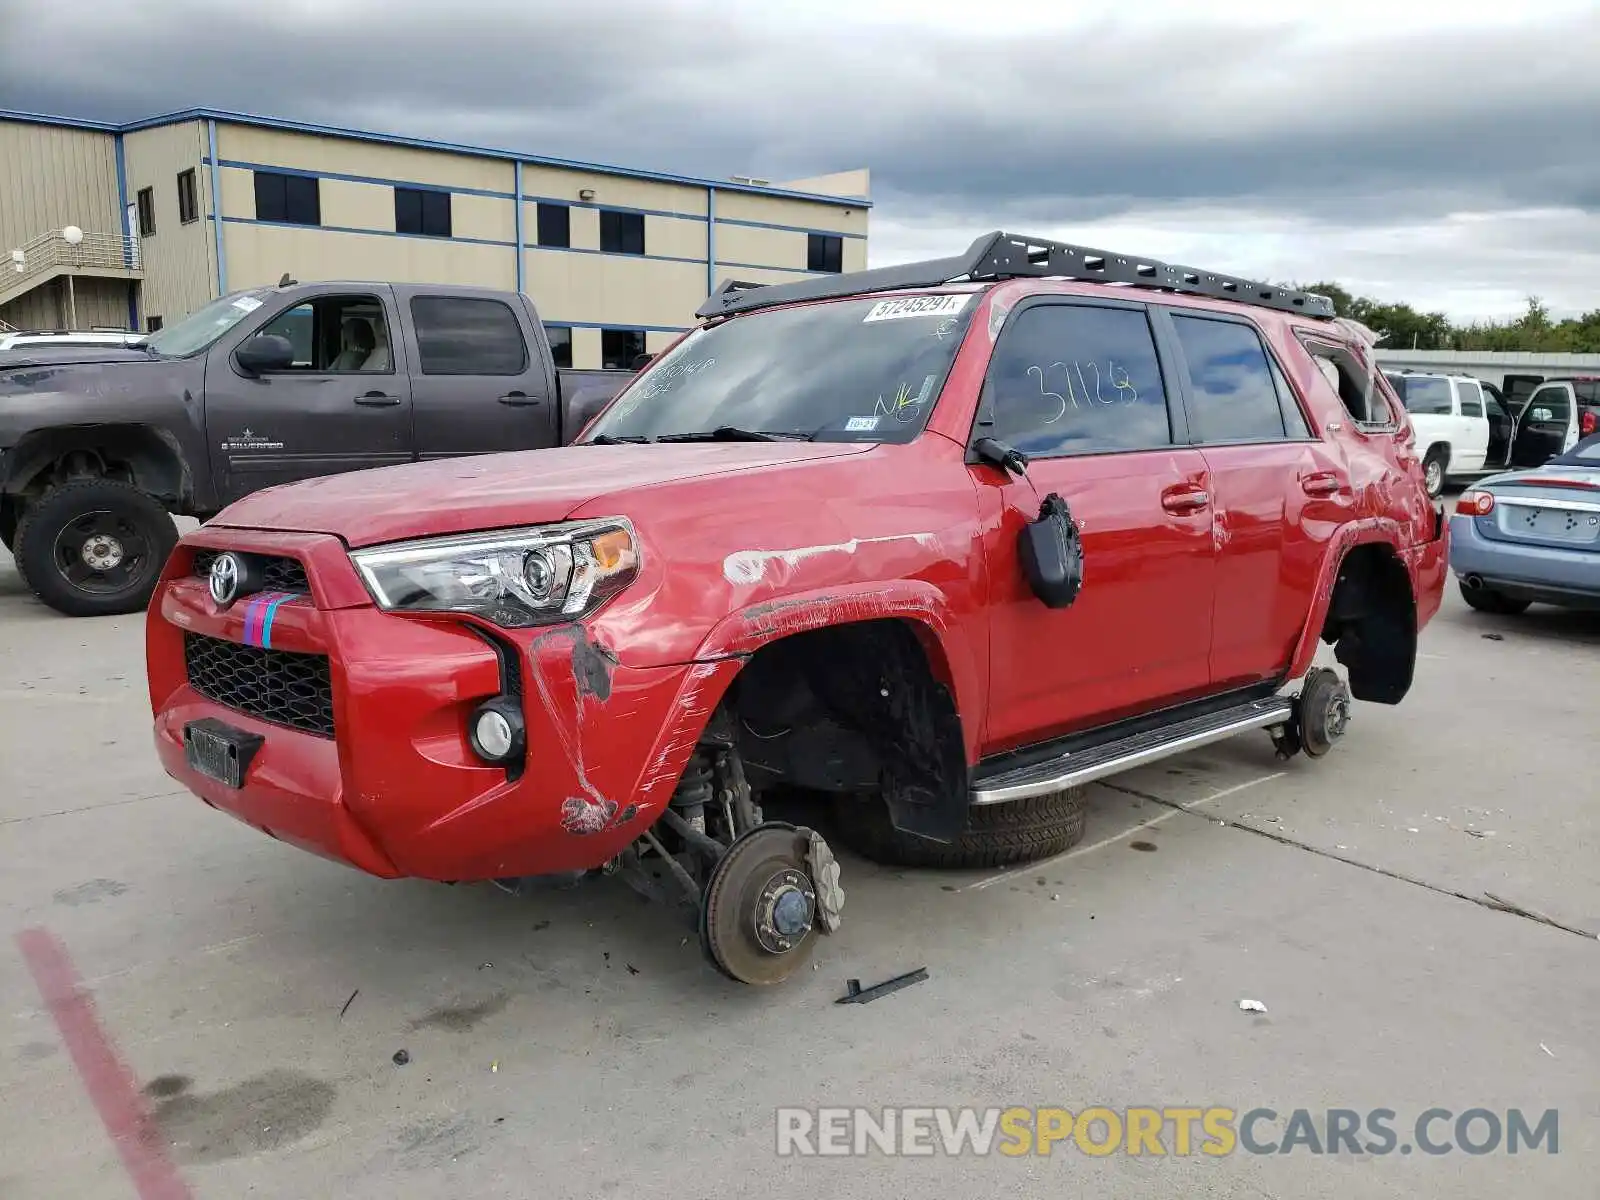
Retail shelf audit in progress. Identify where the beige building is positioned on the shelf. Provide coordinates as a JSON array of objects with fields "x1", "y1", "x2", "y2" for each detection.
[{"x1": 0, "y1": 108, "x2": 870, "y2": 368}]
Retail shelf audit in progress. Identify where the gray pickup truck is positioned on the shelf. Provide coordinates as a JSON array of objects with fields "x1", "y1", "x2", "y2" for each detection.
[{"x1": 0, "y1": 280, "x2": 633, "y2": 616}]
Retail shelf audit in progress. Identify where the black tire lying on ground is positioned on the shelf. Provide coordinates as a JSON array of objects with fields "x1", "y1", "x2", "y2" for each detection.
[
  {"x1": 14, "y1": 478, "x2": 178, "y2": 617},
  {"x1": 831, "y1": 786, "x2": 1088, "y2": 869}
]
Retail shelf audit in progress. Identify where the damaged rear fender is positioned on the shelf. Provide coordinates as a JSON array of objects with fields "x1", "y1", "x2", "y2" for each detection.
[{"x1": 1288, "y1": 523, "x2": 1418, "y2": 705}]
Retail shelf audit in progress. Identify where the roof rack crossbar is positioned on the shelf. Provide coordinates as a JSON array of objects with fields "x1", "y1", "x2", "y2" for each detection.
[{"x1": 695, "y1": 230, "x2": 1335, "y2": 321}]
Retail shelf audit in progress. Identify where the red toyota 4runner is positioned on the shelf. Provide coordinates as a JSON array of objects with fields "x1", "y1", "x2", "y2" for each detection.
[{"x1": 147, "y1": 233, "x2": 1448, "y2": 985}]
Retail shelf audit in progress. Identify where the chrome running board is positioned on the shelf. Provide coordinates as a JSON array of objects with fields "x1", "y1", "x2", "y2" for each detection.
[{"x1": 970, "y1": 697, "x2": 1293, "y2": 805}]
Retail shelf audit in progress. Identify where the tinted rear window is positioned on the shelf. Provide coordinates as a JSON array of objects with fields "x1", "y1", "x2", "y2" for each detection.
[{"x1": 410, "y1": 296, "x2": 528, "y2": 376}]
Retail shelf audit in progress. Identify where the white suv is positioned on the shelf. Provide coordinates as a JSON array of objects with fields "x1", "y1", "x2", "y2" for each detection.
[{"x1": 1384, "y1": 371, "x2": 1514, "y2": 496}]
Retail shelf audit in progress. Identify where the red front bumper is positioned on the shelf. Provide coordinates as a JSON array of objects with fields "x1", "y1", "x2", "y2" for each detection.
[{"x1": 148, "y1": 527, "x2": 737, "y2": 882}]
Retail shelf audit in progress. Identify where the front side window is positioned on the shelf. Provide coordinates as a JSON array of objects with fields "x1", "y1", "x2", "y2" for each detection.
[
  {"x1": 985, "y1": 303, "x2": 1170, "y2": 457},
  {"x1": 1525, "y1": 385, "x2": 1571, "y2": 424},
  {"x1": 1171, "y1": 314, "x2": 1286, "y2": 442},
  {"x1": 410, "y1": 296, "x2": 528, "y2": 376},
  {"x1": 584, "y1": 292, "x2": 979, "y2": 443},
  {"x1": 247, "y1": 295, "x2": 392, "y2": 373},
  {"x1": 143, "y1": 289, "x2": 274, "y2": 357}
]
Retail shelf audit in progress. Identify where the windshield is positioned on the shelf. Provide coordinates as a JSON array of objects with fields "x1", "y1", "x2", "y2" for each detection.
[
  {"x1": 144, "y1": 289, "x2": 273, "y2": 357},
  {"x1": 581, "y1": 293, "x2": 980, "y2": 443}
]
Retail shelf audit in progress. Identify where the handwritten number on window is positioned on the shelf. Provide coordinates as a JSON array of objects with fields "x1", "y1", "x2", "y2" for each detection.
[{"x1": 1026, "y1": 361, "x2": 1138, "y2": 422}]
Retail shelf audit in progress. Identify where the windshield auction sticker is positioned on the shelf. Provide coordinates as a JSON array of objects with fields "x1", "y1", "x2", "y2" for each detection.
[{"x1": 862, "y1": 294, "x2": 971, "y2": 322}]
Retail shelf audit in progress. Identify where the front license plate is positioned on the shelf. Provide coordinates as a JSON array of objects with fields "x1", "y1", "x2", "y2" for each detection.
[{"x1": 183, "y1": 718, "x2": 264, "y2": 789}]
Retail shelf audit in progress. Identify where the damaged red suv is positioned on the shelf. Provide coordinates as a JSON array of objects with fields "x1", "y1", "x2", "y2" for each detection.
[{"x1": 148, "y1": 232, "x2": 1447, "y2": 985}]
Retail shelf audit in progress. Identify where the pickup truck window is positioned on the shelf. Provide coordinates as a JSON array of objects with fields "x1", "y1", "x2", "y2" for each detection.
[
  {"x1": 583, "y1": 293, "x2": 978, "y2": 443},
  {"x1": 986, "y1": 303, "x2": 1170, "y2": 457},
  {"x1": 1400, "y1": 377, "x2": 1453, "y2": 415},
  {"x1": 143, "y1": 289, "x2": 274, "y2": 357},
  {"x1": 250, "y1": 295, "x2": 393, "y2": 373},
  {"x1": 410, "y1": 296, "x2": 529, "y2": 376}
]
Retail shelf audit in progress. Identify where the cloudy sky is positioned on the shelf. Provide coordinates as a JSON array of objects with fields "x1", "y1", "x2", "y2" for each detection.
[{"x1": 2, "y1": 0, "x2": 1595, "y2": 321}]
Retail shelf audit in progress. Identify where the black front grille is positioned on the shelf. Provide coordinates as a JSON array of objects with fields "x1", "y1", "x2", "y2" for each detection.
[
  {"x1": 191, "y1": 550, "x2": 309, "y2": 594},
  {"x1": 184, "y1": 633, "x2": 335, "y2": 737}
]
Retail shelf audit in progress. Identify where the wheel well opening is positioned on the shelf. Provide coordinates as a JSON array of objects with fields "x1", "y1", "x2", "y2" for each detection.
[
  {"x1": 1320, "y1": 543, "x2": 1416, "y2": 705},
  {"x1": 727, "y1": 618, "x2": 968, "y2": 841},
  {"x1": 2, "y1": 425, "x2": 188, "y2": 505}
]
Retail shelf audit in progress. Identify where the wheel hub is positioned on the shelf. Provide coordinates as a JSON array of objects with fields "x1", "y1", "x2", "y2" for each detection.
[
  {"x1": 1324, "y1": 690, "x2": 1350, "y2": 741},
  {"x1": 754, "y1": 869, "x2": 815, "y2": 953},
  {"x1": 80, "y1": 535, "x2": 125, "y2": 571}
]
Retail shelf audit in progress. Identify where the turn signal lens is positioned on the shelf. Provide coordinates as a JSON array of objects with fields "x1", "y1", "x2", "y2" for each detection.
[{"x1": 1456, "y1": 490, "x2": 1495, "y2": 517}]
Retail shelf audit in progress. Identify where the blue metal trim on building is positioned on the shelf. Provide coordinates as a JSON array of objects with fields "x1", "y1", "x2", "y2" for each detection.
[
  {"x1": 217, "y1": 215, "x2": 515, "y2": 248},
  {"x1": 113, "y1": 133, "x2": 138, "y2": 330},
  {"x1": 715, "y1": 261, "x2": 819, "y2": 276},
  {"x1": 207, "y1": 120, "x2": 228, "y2": 293},
  {"x1": 539, "y1": 321, "x2": 691, "y2": 333},
  {"x1": 208, "y1": 158, "x2": 513, "y2": 199},
  {"x1": 1, "y1": 106, "x2": 870, "y2": 210},
  {"x1": 712, "y1": 216, "x2": 867, "y2": 240},
  {"x1": 513, "y1": 162, "x2": 525, "y2": 293},
  {"x1": 706, "y1": 186, "x2": 717, "y2": 298}
]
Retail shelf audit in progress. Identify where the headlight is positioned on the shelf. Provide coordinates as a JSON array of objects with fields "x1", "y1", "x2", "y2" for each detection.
[{"x1": 349, "y1": 519, "x2": 640, "y2": 628}]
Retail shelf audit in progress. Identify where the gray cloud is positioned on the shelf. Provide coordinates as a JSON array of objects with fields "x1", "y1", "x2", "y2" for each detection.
[{"x1": 3, "y1": 0, "x2": 1596, "y2": 318}]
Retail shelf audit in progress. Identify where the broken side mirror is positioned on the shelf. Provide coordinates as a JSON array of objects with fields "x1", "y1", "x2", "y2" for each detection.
[
  {"x1": 973, "y1": 437, "x2": 1029, "y2": 477},
  {"x1": 1019, "y1": 492, "x2": 1083, "y2": 609}
]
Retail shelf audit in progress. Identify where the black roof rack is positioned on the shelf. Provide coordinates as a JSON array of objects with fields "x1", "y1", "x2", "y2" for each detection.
[{"x1": 696, "y1": 230, "x2": 1336, "y2": 321}]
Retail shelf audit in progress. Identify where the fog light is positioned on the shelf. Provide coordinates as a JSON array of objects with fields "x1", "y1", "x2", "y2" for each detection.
[{"x1": 469, "y1": 696, "x2": 525, "y2": 764}]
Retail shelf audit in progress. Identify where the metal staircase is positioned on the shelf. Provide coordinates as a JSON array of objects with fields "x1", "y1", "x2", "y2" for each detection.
[{"x1": 1, "y1": 228, "x2": 143, "y2": 314}]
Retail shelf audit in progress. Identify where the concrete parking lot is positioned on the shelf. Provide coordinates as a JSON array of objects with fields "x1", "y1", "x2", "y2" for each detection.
[{"x1": 3, "y1": 541, "x2": 1597, "y2": 1199}]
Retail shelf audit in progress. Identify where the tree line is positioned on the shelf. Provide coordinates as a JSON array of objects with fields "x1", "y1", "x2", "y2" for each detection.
[{"x1": 1299, "y1": 282, "x2": 1600, "y2": 354}]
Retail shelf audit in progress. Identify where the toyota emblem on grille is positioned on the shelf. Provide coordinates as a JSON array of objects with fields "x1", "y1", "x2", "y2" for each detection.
[{"x1": 209, "y1": 552, "x2": 243, "y2": 605}]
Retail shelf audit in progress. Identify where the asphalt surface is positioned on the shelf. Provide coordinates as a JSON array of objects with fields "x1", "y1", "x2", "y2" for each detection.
[{"x1": 2, "y1": 538, "x2": 1597, "y2": 1199}]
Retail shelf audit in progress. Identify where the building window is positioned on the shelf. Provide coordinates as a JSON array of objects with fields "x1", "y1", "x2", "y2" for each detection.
[
  {"x1": 601, "y1": 328, "x2": 646, "y2": 370},
  {"x1": 176, "y1": 169, "x2": 199, "y2": 224},
  {"x1": 410, "y1": 296, "x2": 529, "y2": 376},
  {"x1": 599, "y1": 209, "x2": 645, "y2": 256},
  {"x1": 537, "y1": 203, "x2": 570, "y2": 248},
  {"x1": 146, "y1": 315, "x2": 163, "y2": 333},
  {"x1": 136, "y1": 187, "x2": 156, "y2": 237},
  {"x1": 807, "y1": 233, "x2": 843, "y2": 273},
  {"x1": 546, "y1": 325, "x2": 573, "y2": 368},
  {"x1": 254, "y1": 170, "x2": 321, "y2": 226},
  {"x1": 394, "y1": 187, "x2": 452, "y2": 238}
]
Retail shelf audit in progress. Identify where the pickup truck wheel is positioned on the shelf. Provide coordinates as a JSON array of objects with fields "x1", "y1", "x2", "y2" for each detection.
[
  {"x1": 13, "y1": 479, "x2": 177, "y2": 617},
  {"x1": 1422, "y1": 450, "x2": 1447, "y2": 498},
  {"x1": 831, "y1": 786, "x2": 1087, "y2": 869}
]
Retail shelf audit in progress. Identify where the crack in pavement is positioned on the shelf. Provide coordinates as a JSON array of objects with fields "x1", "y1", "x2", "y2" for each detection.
[{"x1": 1099, "y1": 782, "x2": 1599, "y2": 943}]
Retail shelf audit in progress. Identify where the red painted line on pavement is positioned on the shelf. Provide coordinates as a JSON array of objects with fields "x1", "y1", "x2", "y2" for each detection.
[{"x1": 16, "y1": 927, "x2": 193, "y2": 1200}]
